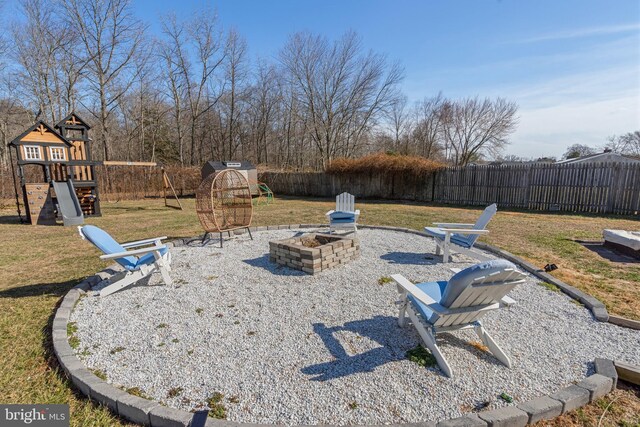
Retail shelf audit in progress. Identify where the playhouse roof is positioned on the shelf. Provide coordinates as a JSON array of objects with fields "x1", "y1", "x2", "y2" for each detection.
[
  {"x1": 56, "y1": 112, "x2": 91, "y2": 130},
  {"x1": 8, "y1": 120, "x2": 72, "y2": 147}
]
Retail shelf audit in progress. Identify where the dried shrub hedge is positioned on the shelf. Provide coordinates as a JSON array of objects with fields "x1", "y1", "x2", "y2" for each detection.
[{"x1": 326, "y1": 153, "x2": 445, "y2": 177}]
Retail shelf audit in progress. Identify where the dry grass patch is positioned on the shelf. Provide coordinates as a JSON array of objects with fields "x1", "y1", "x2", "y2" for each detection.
[
  {"x1": 469, "y1": 341, "x2": 490, "y2": 353},
  {"x1": 533, "y1": 387, "x2": 640, "y2": 426}
]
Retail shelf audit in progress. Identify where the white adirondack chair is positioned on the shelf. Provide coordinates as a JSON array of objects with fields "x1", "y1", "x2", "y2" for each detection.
[
  {"x1": 326, "y1": 192, "x2": 360, "y2": 234},
  {"x1": 392, "y1": 259, "x2": 527, "y2": 377},
  {"x1": 424, "y1": 203, "x2": 497, "y2": 263},
  {"x1": 78, "y1": 225, "x2": 172, "y2": 297}
]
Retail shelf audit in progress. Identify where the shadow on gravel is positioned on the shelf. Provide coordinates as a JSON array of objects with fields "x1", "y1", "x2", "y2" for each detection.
[
  {"x1": 380, "y1": 251, "x2": 439, "y2": 265},
  {"x1": 302, "y1": 316, "x2": 414, "y2": 381},
  {"x1": 303, "y1": 316, "x2": 509, "y2": 380},
  {"x1": 437, "y1": 334, "x2": 506, "y2": 369},
  {"x1": 89, "y1": 272, "x2": 163, "y2": 293},
  {"x1": 243, "y1": 254, "x2": 306, "y2": 276}
]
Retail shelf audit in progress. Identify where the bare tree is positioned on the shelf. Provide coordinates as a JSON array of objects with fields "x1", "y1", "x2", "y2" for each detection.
[
  {"x1": 0, "y1": 4, "x2": 6, "y2": 77},
  {"x1": 279, "y1": 31, "x2": 403, "y2": 169},
  {"x1": 411, "y1": 93, "x2": 445, "y2": 159},
  {"x1": 562, "y1": 143, "x2": 596, "y2": 160},
  {"x1": 440, "y1": 97, "x2": 518, "y2": 166},
  {"x1": 12, "y1": 0, "x2": 83, "y2": 123},
  {"x1": 108, "y1": 38, "x2": 162, "y2": 163},
  {"x1": 0, "y1": 97, "x2": 31, "y2": 159},
  {"x1": 163, "y1": 10, "x2": 224, "y2": 165},
  {"x1": 0, "y1": 99, "x2": 33, "y2": 201},
  {"x1": 248, "y1": 60, "x2": 280, "y2": 164},
  {"x1": 387, "y1": 95, "x2": 410, "y2": 153},
  {"x1": 278, "y1": 82, "x2": 310, "y2": 169},
  {"x1": 1, "y1": 4, "x2": 528, "y2": 177},
  {"x1": 62, "y1": 0, "x2": 146, "y2": 160},
  {"x1": 158, "y1": 15, "x2": 188, "y2": 165},
  {"x1": 58, "y1": 42, "x2": 88, "y2": 115},
  {"x1": 605, "y1": 131, "x2": 640, "y2": 156},
  {"x1": 223, "y1": 28, "x2": 248, "y2": 159}
]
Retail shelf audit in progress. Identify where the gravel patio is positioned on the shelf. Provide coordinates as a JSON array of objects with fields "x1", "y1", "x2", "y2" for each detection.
[{"x1": 69, "y1": 228, "x2": 640, "y2": 425}]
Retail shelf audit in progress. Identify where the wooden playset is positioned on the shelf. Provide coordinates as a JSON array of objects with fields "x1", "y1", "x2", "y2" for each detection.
[
  {"x1": 9, "y1": 113, "x2": 100, "y2": 225},
  {"x1": 8, "y1": 113, "x2": 183, "y2": 225}
]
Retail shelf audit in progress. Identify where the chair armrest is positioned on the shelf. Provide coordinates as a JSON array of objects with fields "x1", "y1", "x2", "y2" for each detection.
[
  {"x1": 99, "y1": 245, "x2": 167, "y2": 260},
  {"x1": 326, "y1": 210, "x2": 335, "y2": 216},
  {"x1": 391, "y1": 274, "x2": 446, "y2": 314},
  {"x1": 500, "y1": 296, "x2": 516, "y2": 307},
  {"x1": 441, "y1": 228, "x2": 489, "y2": 235},
  {"x1": 121, "y1": 237, "x2": 167, "y2": 248},
  {"x1": 354, "y1": 209, "x2": 360, "y2": 216},
  {"x1": 433, "y1": 223, "x2": 475, "y2": 228}
]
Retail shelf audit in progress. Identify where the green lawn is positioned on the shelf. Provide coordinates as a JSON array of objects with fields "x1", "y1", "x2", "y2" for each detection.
[{"x1": 0, "y1": 197, "x2": 638, "y2": 426}]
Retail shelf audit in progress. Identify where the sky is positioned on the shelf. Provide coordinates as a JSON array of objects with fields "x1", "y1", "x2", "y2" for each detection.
[
  {"x1": 36, "y1": 0, "x2": 640, "y2": 159},
  {"x1": 131, "y1": 0, "x2": 640, "y2": 159}
]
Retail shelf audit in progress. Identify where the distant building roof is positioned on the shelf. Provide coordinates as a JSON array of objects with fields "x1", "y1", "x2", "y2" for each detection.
[
  {"x1": 489, "y1": 160, "x2": 552, "y2": 166},
  {"x1": 557, "y1": 152, "x2": 640, "y2": 165}
]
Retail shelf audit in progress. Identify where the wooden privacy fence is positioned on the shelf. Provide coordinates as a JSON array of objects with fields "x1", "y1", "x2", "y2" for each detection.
[
  {"x1": 433, "y1": 163, "x2": 640, "y2": 215},
  {"x1": 5, "y1": 162, "x2": 634, "y2": 215},
  {"x1": 259, "y1": 171, "x2": 435, "y2": 201},
  {"x1": 260, "y1": 162, "x2": 640, "y2": 215}
]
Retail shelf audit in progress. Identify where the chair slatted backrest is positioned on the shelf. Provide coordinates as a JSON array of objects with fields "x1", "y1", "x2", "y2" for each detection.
[
  {"x1": 79, "y1": 225, "x2": 138, "y2": 270},
  {"x1": 433, "y1": 266, "x2": 527, "y2": 328},
  {"x1": 456, "y1": 203, "x2": 497, "y2": 247},
  {"x1": 336, "y1": 192, "x2": 355, "y2": 213}
]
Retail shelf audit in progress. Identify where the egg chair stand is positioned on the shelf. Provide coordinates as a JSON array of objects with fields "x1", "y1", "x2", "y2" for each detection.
[
  {"x1": 196, "y1": 169, "x2": 254, "y2": 248},
  {"x1": 201, "y1": 228, "x2": 253, "y2": 248}
]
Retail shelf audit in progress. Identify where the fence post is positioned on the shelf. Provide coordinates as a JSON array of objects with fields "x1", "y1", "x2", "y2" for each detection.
[{"x1": 431, "y1": 171, "x2": 436, "y2": 202}]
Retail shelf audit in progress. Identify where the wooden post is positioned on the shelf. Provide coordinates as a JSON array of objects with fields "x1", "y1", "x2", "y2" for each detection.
[
  {"x1": 9, "y1": 146, "x2": 25, "y2": 223},
  {"x1": 162, "y1": 168, "x2": 183, "y2": 210},
  {"x1": 163, "y1": 169, "x2": 167, "y2": 206}
]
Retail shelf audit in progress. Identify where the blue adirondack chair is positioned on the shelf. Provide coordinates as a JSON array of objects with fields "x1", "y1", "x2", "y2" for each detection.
[
  {"x1": 424, "y1": 203, "x2": 497, "y2": 263},
  {"x1": 392, "y1": 259, "x2": 527, "y2": 377},
  {"x1": 326, "y1": 192, "x2": 360, "y2": 234},
  {"x1": 78, "y1": 225, "x2": 172, "y2": 297}
]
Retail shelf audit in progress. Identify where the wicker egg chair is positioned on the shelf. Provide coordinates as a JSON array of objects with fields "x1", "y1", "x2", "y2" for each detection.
[{"x1": 196, "y1": 169, "x2": 253, "y2": 247}]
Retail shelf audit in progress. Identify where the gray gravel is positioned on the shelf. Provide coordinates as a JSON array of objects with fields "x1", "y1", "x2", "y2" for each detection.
[{"x1": 70, "y1": 228, "x2": 640, "y2": 425}]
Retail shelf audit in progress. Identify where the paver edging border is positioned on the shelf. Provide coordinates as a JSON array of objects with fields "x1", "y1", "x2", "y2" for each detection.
[
  {"x1": 471, "y1": 242, "x2": 640, "y2": 330},
  {"x1": 52, "y1": 225, "x2": 637, "y2": 426}
]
